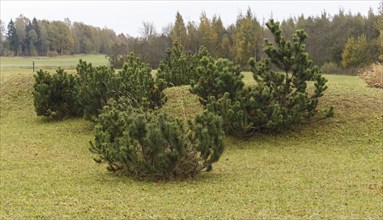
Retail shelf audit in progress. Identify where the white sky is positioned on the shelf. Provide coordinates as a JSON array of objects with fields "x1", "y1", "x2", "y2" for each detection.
[{"x1": 0, "y1": 0, "x2": 380, "y2": 37}]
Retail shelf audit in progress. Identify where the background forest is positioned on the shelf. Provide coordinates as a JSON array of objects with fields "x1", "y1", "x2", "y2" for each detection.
[{"x1": 1, "y1": 6, "x2": 382, "y2": 71}]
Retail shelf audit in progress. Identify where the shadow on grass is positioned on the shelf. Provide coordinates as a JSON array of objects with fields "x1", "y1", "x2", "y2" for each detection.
[
  {"x1": 93, "y1": 166, "x2": 229, "y2": 187},
  {"x1": 34, "y1": 116, "x2": 95, "y2": 133}
]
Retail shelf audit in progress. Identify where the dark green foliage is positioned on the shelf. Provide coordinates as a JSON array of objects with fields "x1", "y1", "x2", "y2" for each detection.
[
  {"x1": 33, "y1": 53, "x2": 165, "y2": 121},
  {"x1": 31, "y1": 18, "x2": 43, "y2": 55},
  {"x1": 6, "y1": 19, "x2": 19, "y2": 53},
  {"x1": 89, "y1": 99, "x2": 224, "y2": 180},
  {"x1": 76, "y1": 54, "x2": 166, "y2": 120},
  {"x1": 251, "y1": 20, "x2": 329, "y2": 114},
  {"x1": 190, "y1": 57, "x2": 244, "y2": 105},
  {"x1": 156, "y1": 43, "x2": 209, "y2": 87},
  {"x1": 156, "y1": 42, "x2": 194, "y2": 87},
  {"x1": 76, "y1": 60, "x2": 118, "y2": 120},
  {"x1": 33, "y1": 68, "x2": 81, "y2": 119},
  {"x1": 206, "y1": 19, "x2": 332, "y2": 137},
  {"x1": 206, "y1": 88, "x2": 270, "y2": 136},
  {"x1": 117, "y1": 53, "x2": 167, "y2": 110}
]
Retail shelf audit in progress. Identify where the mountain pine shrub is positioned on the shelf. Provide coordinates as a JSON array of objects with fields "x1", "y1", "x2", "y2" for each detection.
[
  {"x1": 117, "y1": 53, "x2": 167, "y2": 110},
  {"x1": 89, "y1": 98, "x2": 224, "y2": 180},
  {"x1": 156, "y1": 42, "x2": 192, "y2": 87},
  {"x1": 206, "y1": 19, "x2": 333, "y2": 137},
  {"x1": 156, "y1": 43, "x2": 211, "y2": 87},
  {"x1": 76, "y1": 60, "x2": 117, "y2": 120},
  {"x1": 33, "y1": 68, "x2": 82, "y2": 119},
  {"x1": 190, "y1": 57, "x2": 244, "y2": 105},
  {"x1": 76, "y1": 53, "x2": 166, "y2": 120}
]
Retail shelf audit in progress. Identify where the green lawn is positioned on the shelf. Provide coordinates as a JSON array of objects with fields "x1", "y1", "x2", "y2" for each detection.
[
  {"x1": 0, "y1": 60, "x2": 382, "y2": 218},
  {"x1": 0, "y1": 55, "x2": 107, "y2": 84},
  {"x1": 0, "y1": 54, "x2": 108, "y2": 69}
]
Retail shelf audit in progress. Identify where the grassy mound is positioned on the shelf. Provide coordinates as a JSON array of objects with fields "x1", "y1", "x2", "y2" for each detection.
[
  {"x1": 0, "y1": 72, "x2": 34, "y2": 115},
  {"x1": 161, "y1": 85, "x2": 203, "y2": 121},
  {"x1": 0, "y1": 71, "x2": 382, "y2": 218}
]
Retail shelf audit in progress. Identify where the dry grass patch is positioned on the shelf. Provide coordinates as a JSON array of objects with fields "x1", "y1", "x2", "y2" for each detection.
[{"x1": 359, "y1": 62, "x2": 383, "y2": 88}]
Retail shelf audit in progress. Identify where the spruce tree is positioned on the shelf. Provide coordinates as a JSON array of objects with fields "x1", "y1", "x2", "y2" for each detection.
[
  {"x1": 172, "y1": 12, "x2": 188, "y2": 49},
  {"x1": 24, "y1": 21, "x2": 38, "y2": 56},
  {"x1": 7, "y1": 19, "x2": 19, "y2": 54},
  {"x1": 32, "y1": 18, "x2": 43, "y2": 56}
]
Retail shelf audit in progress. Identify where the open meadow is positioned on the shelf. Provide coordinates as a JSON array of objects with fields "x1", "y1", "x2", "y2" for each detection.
[{"x1": 0, "y1": 56, "x2": 382, "y2": 218}]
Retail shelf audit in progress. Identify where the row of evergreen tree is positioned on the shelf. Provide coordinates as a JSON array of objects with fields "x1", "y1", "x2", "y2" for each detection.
[
  {"x1": 1, "y1": 16, "x2": 123, "y2": 56},
  {"x1": 1, "y1": 6, "x2": 382, "y2": 68}
]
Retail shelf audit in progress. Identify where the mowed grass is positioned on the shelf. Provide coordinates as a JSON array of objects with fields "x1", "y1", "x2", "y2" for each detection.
[
  {"x1": 0, "y1": 60, "x2": 382, "y2": 218},
  {"x1": 0, "y1": 54, "x2": 108, "y2": 68},
  {"x1": 0, "y1": 55, "x2": 108, "y2": 84}
]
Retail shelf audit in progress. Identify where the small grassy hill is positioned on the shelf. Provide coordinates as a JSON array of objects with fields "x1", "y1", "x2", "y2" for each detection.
[{"x1": 0, "y1": 67, "x2": 382, "y2": 218}]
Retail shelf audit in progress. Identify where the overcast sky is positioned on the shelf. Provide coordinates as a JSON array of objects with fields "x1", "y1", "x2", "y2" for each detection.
[{"x1": 1, "y1": 0, "x2": 380, "y2": 37}]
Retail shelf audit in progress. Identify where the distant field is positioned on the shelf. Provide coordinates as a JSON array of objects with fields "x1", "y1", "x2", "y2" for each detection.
[
  {"x1": 1, "y1": 62, "x2": 382, "y2": 218},
  {"x1": 0, "y1": 55, "x2": 108, "y2": 83},
  {"x1": 0, "y1": 54, "x2": 108, "y2": 69}
]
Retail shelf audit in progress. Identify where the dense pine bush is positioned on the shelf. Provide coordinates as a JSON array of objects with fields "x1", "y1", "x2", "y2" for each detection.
[
  {"x1": 156, "y1": 43, "x2": 210, "y2": 87},
  {"x1": 190, "y1": 57, "x2": 244, "y2": 105},
  {"x1": 76, "y1": 53, "x2": 166, "y2": 120},
  {"x1": 205, "y1": 19, "x2": 332, "y2": 137},
  {"x1": 34, "y1": 53, "x2": 166, "y2": 121},
  {"x1": 156, "y1": 42, "x2": 193, "y2": 87},
  {"x1": 33, "y1": 68, "x2": 81, "y2": 119},
  {"x1": 89, "y1": 98, "x2": 224, "y2": 180},
  {"x1": 76, "y1": 60, "x2": 118, "y2": 120},
  {"x1": 118, "y1": 53, "x2": 166, "y2": 110}
]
